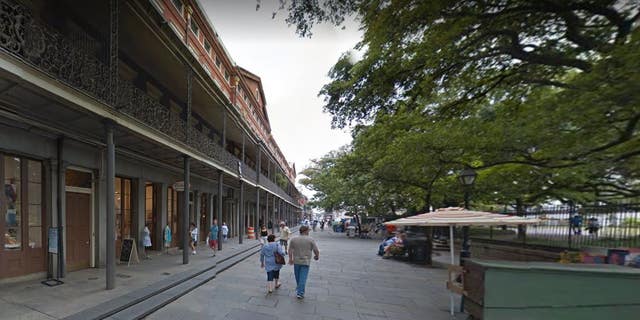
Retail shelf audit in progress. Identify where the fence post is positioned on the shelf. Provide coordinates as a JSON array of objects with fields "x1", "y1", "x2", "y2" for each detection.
[{"x1": 568, "y1": 202, "x2": 574, "y2": 249}]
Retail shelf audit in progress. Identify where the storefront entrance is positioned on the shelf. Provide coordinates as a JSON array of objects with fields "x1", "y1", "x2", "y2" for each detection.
[
  {"x1": 115, "y1": 177, "x2": 133, "y2": 258},
  {"x1": 65, "y1": 169, "x2": 93, "y2": 271},
  {"x1": 145, "y1": 182, "x2": 159, "y2": 250},
  {"x1": 65, "y1": 192, "x2": 91, "y2": 271}
]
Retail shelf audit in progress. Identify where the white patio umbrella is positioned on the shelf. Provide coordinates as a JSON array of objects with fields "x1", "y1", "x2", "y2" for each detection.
[{"x1": 384, "y1": 207, "x2": 540, "y2": 316}]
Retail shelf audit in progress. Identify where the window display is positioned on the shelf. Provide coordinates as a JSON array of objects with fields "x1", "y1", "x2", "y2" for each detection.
[
  {"x1": 28, "y1": 160, "x2": 42, "y2": 248},
  {"x1": 4, "y1": 157, "x2": 21, "y2": 250},
  {"x1": 115, "y1": 177, "x2": 132, "y2": 240}
]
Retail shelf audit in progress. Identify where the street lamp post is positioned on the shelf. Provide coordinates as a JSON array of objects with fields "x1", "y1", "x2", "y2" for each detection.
[{"x1": 458, "y1": 168, "x2": 477, "y2": 259}]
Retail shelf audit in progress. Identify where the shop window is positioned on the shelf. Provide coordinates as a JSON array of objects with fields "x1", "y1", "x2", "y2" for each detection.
[
  {"x1": 3, "y1": 157, "x2": 21, "y2": 250},
  {"x1": 115, "y1": 177, "x2": 132, "y2": 240},
  {"x1": 66, "y1": 170, "x2": 92, "y2": 188},
  {"x1": 167, "y1": 187, "x2": 178, "y2": 239},
  {"x1": 28, "y1": 161, "x2": 42, "y2": 248},
  {"x1": 145, "y1": 183, "x2": 154, "y2": 226}
]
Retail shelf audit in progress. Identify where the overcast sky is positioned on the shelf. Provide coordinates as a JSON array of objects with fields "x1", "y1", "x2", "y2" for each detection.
[{"x1": 201, "y1": 1, "x2": 360, "y2": 197}]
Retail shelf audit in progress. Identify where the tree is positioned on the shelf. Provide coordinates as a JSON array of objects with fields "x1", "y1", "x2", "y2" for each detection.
[
  {"x1": 278, "y1": 0, "x2": 639, "y2": 127},
  {"x1": 288, "y1": 1, "x2": 640, "y2": 210}
]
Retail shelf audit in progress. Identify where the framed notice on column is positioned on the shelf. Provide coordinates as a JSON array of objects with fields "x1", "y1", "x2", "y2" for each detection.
[{"x1": 48, "y1": 227, "x2": 58, "y2": 254}]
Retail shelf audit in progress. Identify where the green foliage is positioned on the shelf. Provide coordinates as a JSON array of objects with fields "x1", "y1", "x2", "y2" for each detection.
[
  {"x1": 283, "y1": 0, "x2": 638, "y2": 127},
  {"x1": 300, "y1": 30, "x2": 640, "y2": 210},
  {"x1": 275, "y1": 172, "x2": 288, "y2": 190},
  {"x1": 624, "y1": 218, "x2": 640, "y2": 228},
  {"x1": 288, "y1": 1, "x2": 640, "y2": 212}
]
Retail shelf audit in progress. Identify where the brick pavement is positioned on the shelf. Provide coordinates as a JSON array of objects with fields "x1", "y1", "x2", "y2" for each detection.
[{"x1": 147, "y1": 230, "x2": 464, "y2": 320}]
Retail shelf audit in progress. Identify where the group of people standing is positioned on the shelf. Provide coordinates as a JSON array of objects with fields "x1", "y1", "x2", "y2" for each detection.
[
  {"x1": 260, "y1": 224, "x2": 319, "y2": 299},
  {"x1": 186, "y1": 220, "x2": 229, "y2": 256}
]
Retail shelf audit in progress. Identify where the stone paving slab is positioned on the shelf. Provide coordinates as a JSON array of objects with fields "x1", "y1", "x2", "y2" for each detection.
[
  {"x1": 0, "y1": 238, "x2": 263, "y2": 320},
  {"x1": 147, "y1": 230, "x2": 465, "y2": 320}
]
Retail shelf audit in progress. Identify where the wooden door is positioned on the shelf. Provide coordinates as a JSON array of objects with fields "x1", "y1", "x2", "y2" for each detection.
[{"x1": 66, "y1": 192, "x2": 91, "y2": 271}]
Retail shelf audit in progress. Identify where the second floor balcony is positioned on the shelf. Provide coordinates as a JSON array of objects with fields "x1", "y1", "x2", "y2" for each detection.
[{"x1": 0, "y1": 0, "x2": 298, "y2": 203}]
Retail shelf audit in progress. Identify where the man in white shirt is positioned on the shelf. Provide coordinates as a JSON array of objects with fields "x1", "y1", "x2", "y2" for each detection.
[
  {"x1": 221, "y1": 222, "x2": 229, "y2": 242},
  {"x1": 279, "y1": 221, "x2": 291, "y2": 254}
]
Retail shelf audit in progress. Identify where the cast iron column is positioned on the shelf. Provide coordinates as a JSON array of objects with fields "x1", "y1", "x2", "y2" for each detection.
[
  {"x1": 56, "y1": 137, "x2": 65, "y2": 279},
  {"x1": 105, "y1": 121, "x2": 116, "y2": 289},
  {"x1": 182, "y1": 156, "x2": 190, "y2": 264},
  {"x1": 217, "y1": 170, "x2": 223, "y2": 250},
  {"x1": 239, "y1": 181, "x2": 244, "y2": 244}
]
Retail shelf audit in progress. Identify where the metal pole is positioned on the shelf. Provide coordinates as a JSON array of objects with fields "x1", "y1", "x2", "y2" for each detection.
[
  {"x1": 56, "y1": 137, "x2": 65, "y2": 279},
  {"x1": 449, "y1": 225, "x2": 455, "y2": 316},
  {"x1": 461, "y1": 188, "x2": 470, "y2": 259},
  {"x1": 105, "y1": 122, "x2": 116, "y2": 290},
  {"x1": 217, "y1": 170, "x2": 223, "y2": 250},
  {"x1": 239, "y1": 181, "x2": 244, "y2": 244},
  {"x1": 183, "y1": 156, "x2": 190, "y2": 264},
  {"x1": 256, "y1": 188, "x2": 260, "y2": 232}
]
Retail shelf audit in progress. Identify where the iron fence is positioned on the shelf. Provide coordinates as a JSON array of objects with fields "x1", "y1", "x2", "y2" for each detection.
[{"x1": 468, "y1": 204, "x2": 640, "y2": 249}]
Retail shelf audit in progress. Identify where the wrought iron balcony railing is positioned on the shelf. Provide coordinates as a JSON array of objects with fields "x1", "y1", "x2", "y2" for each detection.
[{"x1": 0, "y1": 0, "x2": 295, "y2": 203}]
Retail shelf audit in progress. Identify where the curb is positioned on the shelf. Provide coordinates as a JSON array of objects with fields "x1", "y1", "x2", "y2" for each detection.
[{"x1": 62, "y1": 243, "x2": 262, "y2": 320}]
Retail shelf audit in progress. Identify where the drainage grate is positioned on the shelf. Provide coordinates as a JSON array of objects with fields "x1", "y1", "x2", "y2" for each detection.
[
  {"x1": 88, "y1": 277, "x2": 99, "y2": 280},
  {"x1": 115, "y1": 273, "x2": 132, "y2": 279}
]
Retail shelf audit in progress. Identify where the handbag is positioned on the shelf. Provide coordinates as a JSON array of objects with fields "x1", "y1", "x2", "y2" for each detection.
[{"x1": 274, "y1": 244, "x2": 286, "y2": 265}]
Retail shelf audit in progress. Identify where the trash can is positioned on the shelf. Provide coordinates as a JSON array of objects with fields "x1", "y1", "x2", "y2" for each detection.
[{"x1": 405, "y1": 226, "x2": 431, "y2": 264}]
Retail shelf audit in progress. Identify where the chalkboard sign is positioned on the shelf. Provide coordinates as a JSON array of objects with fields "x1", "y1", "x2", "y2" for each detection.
[{"x1": 119, "y1": 238, "x2": 139, "y2": 266}]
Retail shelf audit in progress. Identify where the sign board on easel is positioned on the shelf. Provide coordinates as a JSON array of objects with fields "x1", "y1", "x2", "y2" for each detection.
[{"x1": 119, "y1": 238, "x2": 140, "y2": 266}]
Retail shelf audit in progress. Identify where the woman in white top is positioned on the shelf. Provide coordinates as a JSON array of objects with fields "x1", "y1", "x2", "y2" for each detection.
[
  {"x1": 190, "y1": 223, "x2": 198, "y2": 255},
  {"x1": 143, "y1": 224, "x2": 152, "y2": 259}
]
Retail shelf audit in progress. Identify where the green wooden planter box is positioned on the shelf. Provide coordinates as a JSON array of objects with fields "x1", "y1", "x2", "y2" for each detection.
[{"x1": 463, "y1": 259, "x2": 640, "y2": 320}]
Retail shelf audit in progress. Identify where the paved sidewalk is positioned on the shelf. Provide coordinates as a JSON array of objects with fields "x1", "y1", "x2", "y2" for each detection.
[
  {"x1": 147, "y1": 230, "x2": 464, "y2": 320},
  {"x1": 0, "y1": 238, "x2": 263, "y2": 320}
]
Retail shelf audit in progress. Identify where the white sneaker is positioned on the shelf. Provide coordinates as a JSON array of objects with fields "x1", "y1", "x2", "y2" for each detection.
[{"x1": 192, "y1": 251, "x2": 196, "y2": 255}]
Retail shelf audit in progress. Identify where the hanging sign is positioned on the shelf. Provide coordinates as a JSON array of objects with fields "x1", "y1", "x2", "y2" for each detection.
[
  {"x1": 48, "y1": 227, "x2": 58, "y2": 254},
  {"x1": 173, "y1": 181, "x2": 191, "y2": 192}
]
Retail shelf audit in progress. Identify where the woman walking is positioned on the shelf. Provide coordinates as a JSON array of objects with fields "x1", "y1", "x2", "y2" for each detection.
[
  {"x1": 260, "y1": 234, "x2": 286, "y2": 293},
  {"x1": 259, "y1": 225, "x2": 268, "y2": 245},
  {"x1": 143, "y1": 223, "x2": 152, "y2": 259}
]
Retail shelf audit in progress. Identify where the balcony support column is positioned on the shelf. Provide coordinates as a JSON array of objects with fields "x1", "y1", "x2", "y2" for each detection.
[
  {"x1": 186, "y1": 68, "x2": 192, "y2": 143},
  {"x1": 105, "y1": 121, "x2": 116, "y2": 290},
  {"x1": 222, "y1": 109, "x2": 227, "y2": 149},
  {"x1": 217, "y1": 170, "x2": 223, "y2": 250},
  {"x1": 241, "y1": 134, "x2": 245, "y2": 163},
  {"x1": 239, "y1": 181, "x2": 244, "y2": 244},
  {"x1": 182, "y1": 156, "x2": 190, "y2": 264},
  {"x1": 108, "y1": 0, "x2": 119, "y2": 106}
]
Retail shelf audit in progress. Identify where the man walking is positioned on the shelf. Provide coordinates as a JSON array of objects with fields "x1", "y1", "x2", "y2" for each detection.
[
  {"x1": 288, "y1": 225, "x2": 319, "y2": 299},
  {"x1": 221, "y1": 222, "x2": 229, "y2": 242},
  {"x1": 279, "y1": 221, "x2": 291, "y2": 254}
]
